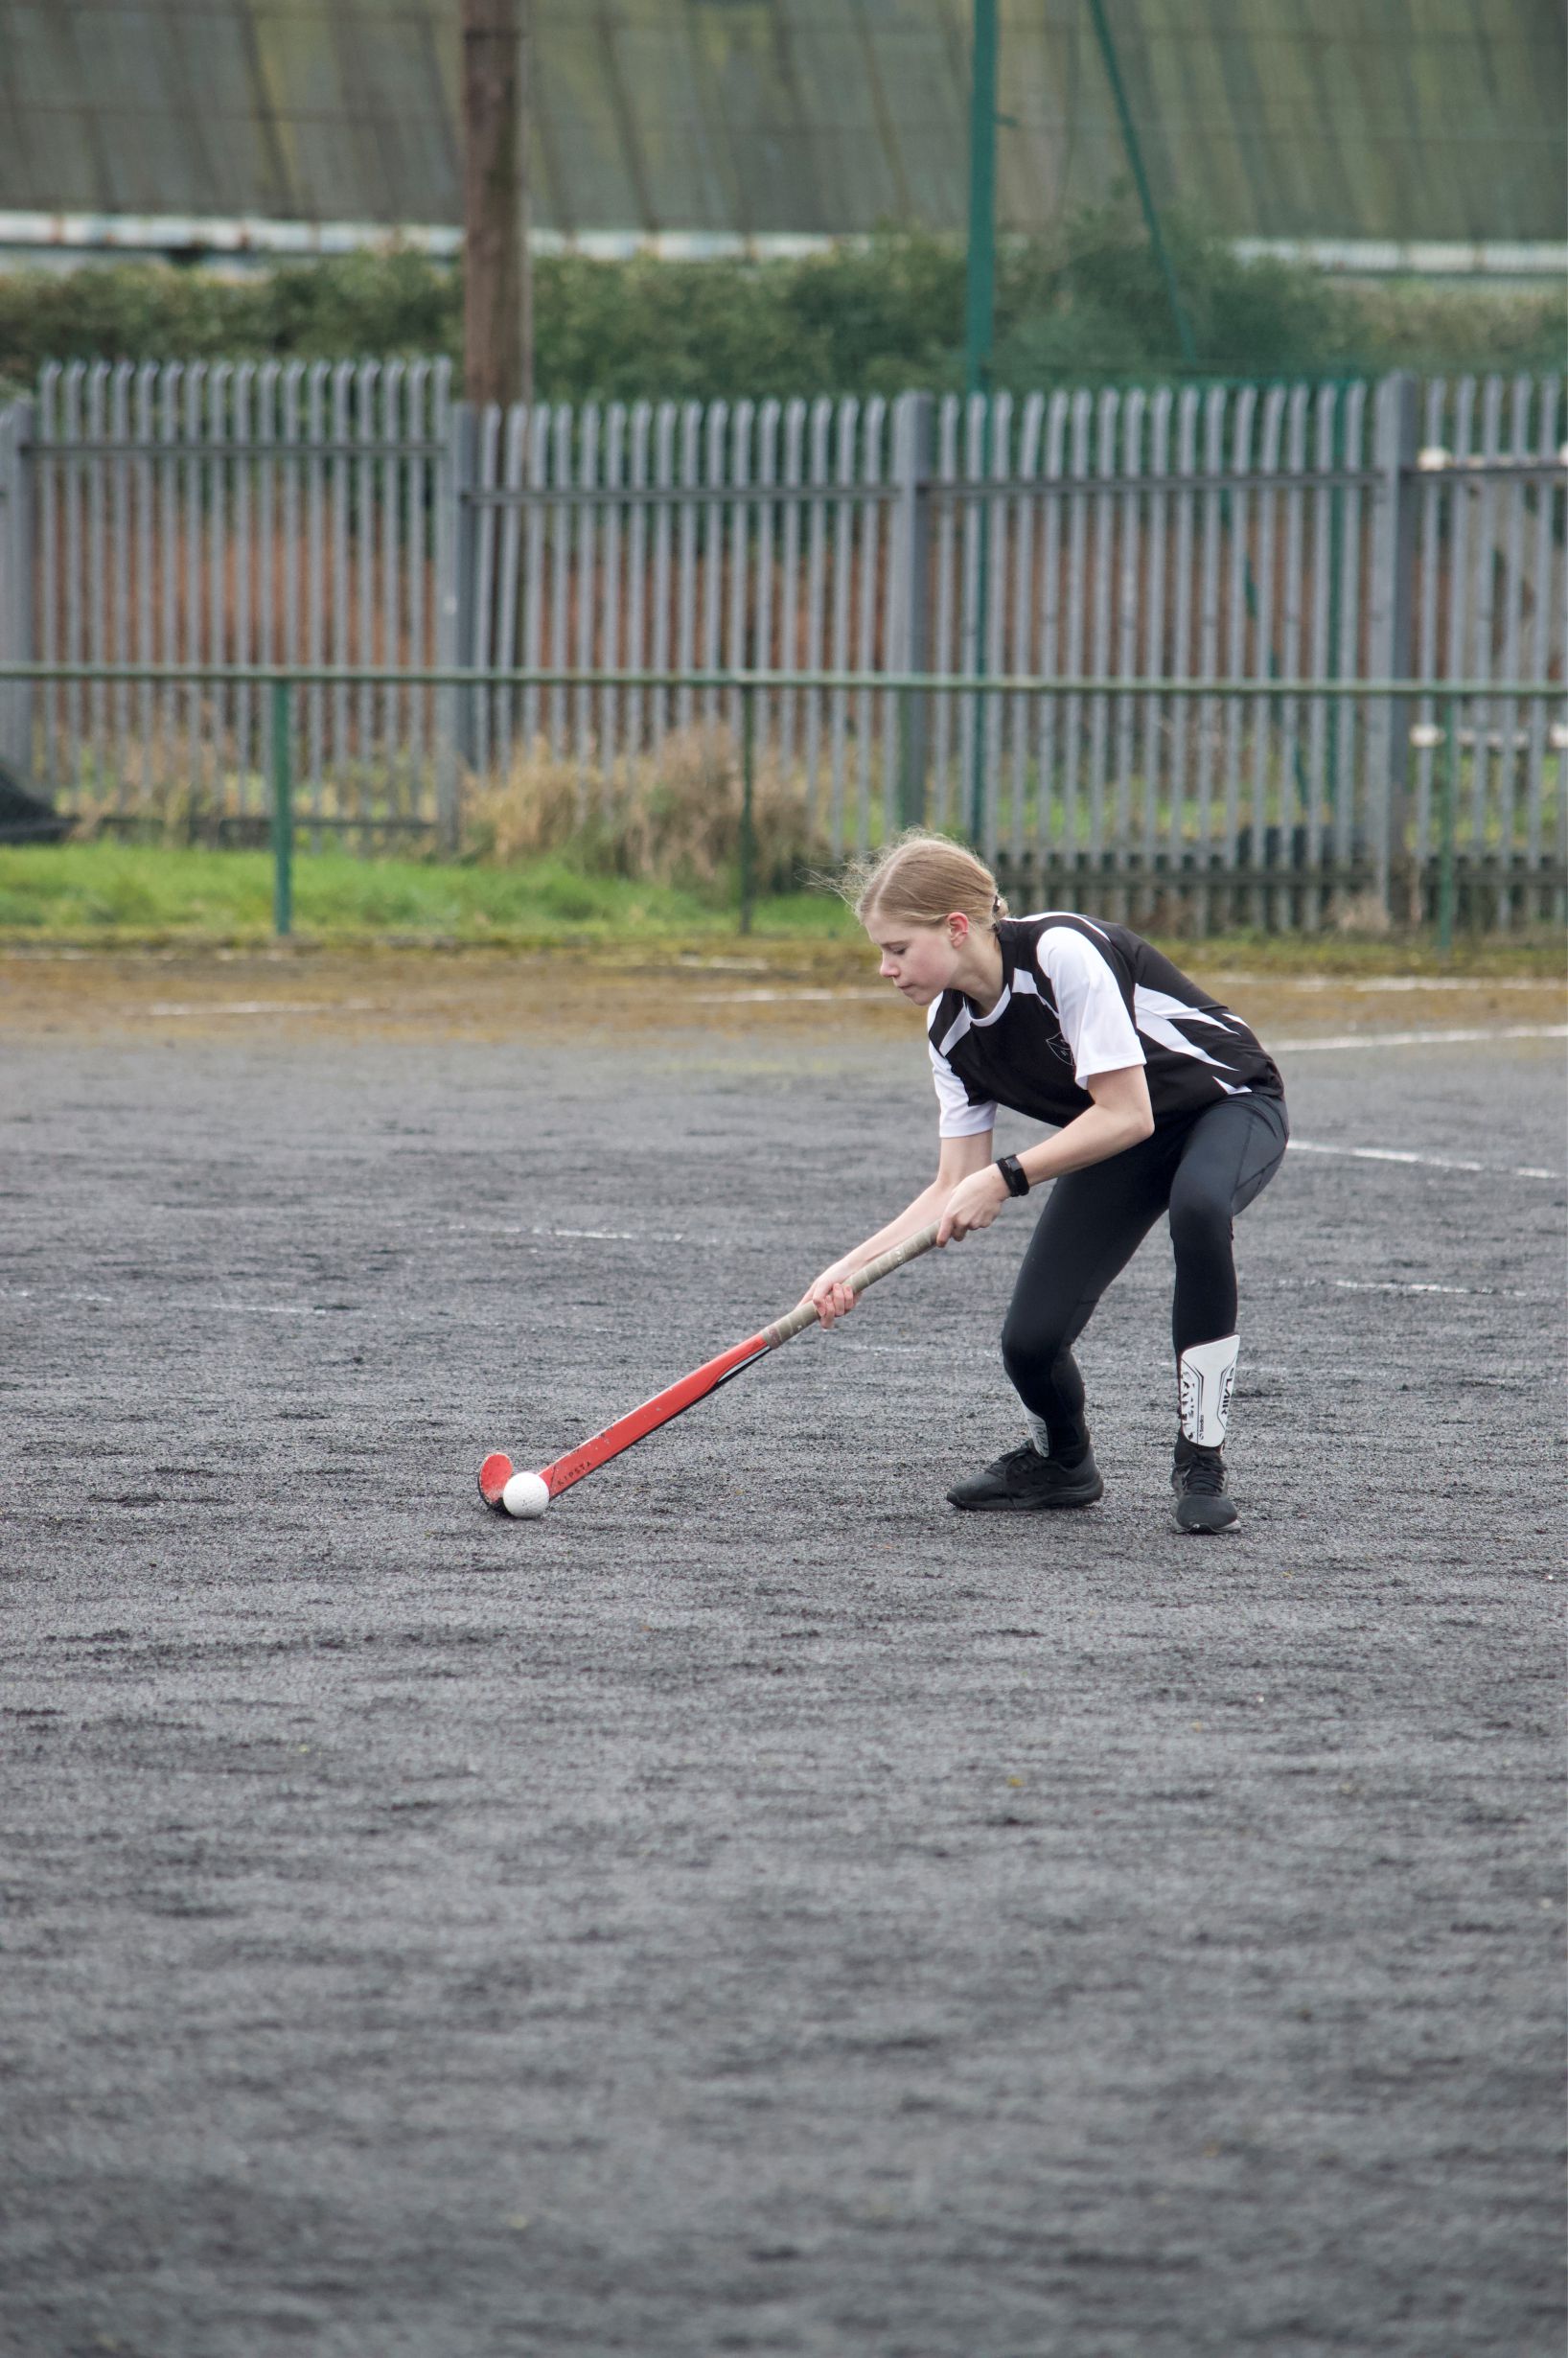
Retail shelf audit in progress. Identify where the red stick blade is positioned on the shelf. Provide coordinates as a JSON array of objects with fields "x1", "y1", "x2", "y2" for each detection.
[{"x1": 477, "y1": 1451, "x2": 515, "y2": 1510}]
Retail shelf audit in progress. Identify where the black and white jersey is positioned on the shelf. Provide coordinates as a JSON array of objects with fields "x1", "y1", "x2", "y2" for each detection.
[{"x1": 928, "y1": 913, "x2": 1283, "y2": 1138}]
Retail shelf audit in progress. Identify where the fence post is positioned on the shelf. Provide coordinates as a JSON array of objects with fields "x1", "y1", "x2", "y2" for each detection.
[
  {"x1": 435, "y1": 399, "x2": 478, "y2": 852},
  {"x1": 1437, "y1": 692, "x2": 1458, "y2": 958},
  {"x1": 894, "y1": 391, "x2": 933, "y2": 828},
  {"x1": 271, "y1": 679, "x2": 294, "y2": 938},
  {"x1": 1369, "y1": 371, "x2": 1419, "y2": 921},
  {"x1": 967, "y1": 393, "x2": 993, "y2": 850},
  {"x1": 739, "y1": 680, "x2": 755, "y2": 934},
  {"x1": 0, "y1": 400, "x2": 35, "y2": 786}
]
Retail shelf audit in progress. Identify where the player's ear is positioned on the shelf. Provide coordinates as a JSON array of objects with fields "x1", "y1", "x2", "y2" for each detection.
[{"x1": 947, "y1": 910, "x2": 970, "y2": 946}]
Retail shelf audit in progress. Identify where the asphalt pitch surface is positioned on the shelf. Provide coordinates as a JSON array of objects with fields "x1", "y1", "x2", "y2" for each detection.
[{"x1": 2, "y1": 955, "x2": 1564, "y2": 2357}]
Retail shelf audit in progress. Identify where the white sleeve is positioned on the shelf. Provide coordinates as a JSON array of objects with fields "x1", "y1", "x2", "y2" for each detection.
[
  {"x1": 1034, "y1": 927, "x2": 1144, "y2": 1085},
  {"x1": 929, "y1": 1039, "x2": 997, "y2": 1138}
]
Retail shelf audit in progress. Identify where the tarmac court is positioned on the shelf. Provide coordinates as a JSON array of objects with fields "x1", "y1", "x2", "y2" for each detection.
[{"x1": 2, "y1": 952, "x2": 1563, "y2": 2356}]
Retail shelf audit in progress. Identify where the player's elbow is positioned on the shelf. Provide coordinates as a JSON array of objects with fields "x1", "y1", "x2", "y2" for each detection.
[
  {"x1": 1095, "y1": 1087, "x2": 1154, "y2": 1145},
  {"x1": 1106, "y1": 1099, "x2": 1154, "y2": 1149},
  {"x1": 1115, "y1": 1080, "x2": 1156, "y2": 1144},
  {"x1": 1087, "y1": 1066, "x2": 1153, "y2": 1144}
]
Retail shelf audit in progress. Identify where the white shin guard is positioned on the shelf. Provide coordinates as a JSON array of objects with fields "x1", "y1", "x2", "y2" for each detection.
[
  {"x1": 1179, "y1": 1334, "x2": 1239, "y2": 1450},
  {"x1": 1026, "y1": 1410, "x2": 1090, "y2": 1462}
]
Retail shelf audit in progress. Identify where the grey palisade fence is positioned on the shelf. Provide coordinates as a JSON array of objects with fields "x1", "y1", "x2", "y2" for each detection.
[{"x1": 0, "y1": 360, "x2": 1562, "y2": 928}]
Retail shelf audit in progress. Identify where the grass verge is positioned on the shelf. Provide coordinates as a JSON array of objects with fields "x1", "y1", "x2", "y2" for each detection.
[
  {"x1": 0, "y1": 841, "x2": 1561, "y2": 979},
  {"x1": 0, "y1": 841, "x2": 853, "y2": 947}
]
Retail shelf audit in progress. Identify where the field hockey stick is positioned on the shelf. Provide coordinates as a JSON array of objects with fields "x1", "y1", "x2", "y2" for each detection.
[{"x1": 478, "y1": 1220, "x2": 941, "y2": 1514}]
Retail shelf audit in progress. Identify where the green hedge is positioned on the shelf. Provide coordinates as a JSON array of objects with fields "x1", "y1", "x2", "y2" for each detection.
[{"x1": 1, "y1": 200, "x2": 1561, "y2": 402}]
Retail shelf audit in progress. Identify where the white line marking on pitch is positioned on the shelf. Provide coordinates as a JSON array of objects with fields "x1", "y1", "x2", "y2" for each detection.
[
  {"x1": 687, "y1": 993, "x2": 1566, "y2": 1053},
  {"x1": 835, "y1": 1271, "x2": 1551, "y2": 1332},
  {"x1": 143, "y1": 999, "x2": 380, "y2": 1018},
  {"x1": 205, "y1": 1302, "x2": 335, "y2": 1316},
  {"x1": 1278, "y1": 1023, "x2": 1565, "y2": 1052},
  {"x1": 1289, "y1": 1140, "x2": 1561, "y2": 1180},
  {"x1": 0, "y1": 1283, "x2": 334, "y2": 1314},
  {"x1": 0, "y1": 1284, "x2": 116, "y2": 1306},
  {"x1": 690, "y1": 986, "x2": 889, "y2": 1004},
  {"x1": 131, "y1": 996, "x2": 1566, "y2": 1049},
  {"x1": 1213, "y1": 973, "x2": 1557, "y2": 994},
  {"x1": 1330, "y1": 1278, "x2": 1542, "y2": 1299},
  {"x1": 537, "y1": 1226, "x2": 650, "y2": 1242}
]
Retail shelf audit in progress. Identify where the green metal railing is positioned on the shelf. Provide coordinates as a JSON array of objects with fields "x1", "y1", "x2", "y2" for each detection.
[{"x1": 0, "y1": 662, "x2": 1560, "y2": 955}]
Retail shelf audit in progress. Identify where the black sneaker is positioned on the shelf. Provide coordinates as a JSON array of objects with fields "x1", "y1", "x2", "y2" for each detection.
[
  {"x1": 1171, "y1": 1436, "x2": 1238, "y2": 1534},
  {"x1": 947, "y1": 1442, "x2": 1104, "y2": 1513}
]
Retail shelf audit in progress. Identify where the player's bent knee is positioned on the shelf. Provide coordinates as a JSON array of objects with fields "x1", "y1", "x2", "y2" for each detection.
[
  {"x1": 1000, "y1": 1317, "x2": 1065, "y2": 1390},
  {"x1": 1167, "y1": 1193, "x2": 1233, "y2": 1259},
  {"x1": 1001, "y1": 1323, "x2": 1080, "y2": 1406}
]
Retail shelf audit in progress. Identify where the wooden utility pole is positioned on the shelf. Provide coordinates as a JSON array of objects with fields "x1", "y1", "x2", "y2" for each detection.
[{"x1": 461, "y1": 0, "x2": 531, "y2": 406}]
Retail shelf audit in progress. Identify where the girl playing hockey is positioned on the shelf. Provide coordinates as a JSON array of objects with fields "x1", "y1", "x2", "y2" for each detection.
[{"x1": 804, "y1": 835, "x2": 1288, "y2": 1534}]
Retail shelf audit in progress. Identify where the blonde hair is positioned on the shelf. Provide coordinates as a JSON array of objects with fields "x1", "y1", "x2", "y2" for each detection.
[{"x1": 844, "y1": 831, "x2": 1008, "y2": 935}]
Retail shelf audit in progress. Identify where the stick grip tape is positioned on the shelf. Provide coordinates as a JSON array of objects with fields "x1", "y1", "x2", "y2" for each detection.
[{"x1": 760, "y1": 1220, "x2": 941, "y2": 1348}]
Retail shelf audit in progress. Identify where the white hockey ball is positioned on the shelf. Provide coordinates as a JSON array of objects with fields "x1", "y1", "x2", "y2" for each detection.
[{"x1": 501, "y1": 1470, "x2": 550, "y2": 1520}]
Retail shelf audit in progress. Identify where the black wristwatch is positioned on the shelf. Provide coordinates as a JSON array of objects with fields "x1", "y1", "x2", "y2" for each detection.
[{"x1": 996, "y1": 1153, "x2": 1030, "y2": 1198}]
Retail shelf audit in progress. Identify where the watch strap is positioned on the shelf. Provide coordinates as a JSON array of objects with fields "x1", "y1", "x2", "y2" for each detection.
[{"x1": 997, "y1": 1153, "x2": 1030, "y2": 1198}]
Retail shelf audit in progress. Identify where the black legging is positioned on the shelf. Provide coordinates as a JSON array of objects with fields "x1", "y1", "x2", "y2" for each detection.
[{"x1": 1000, "y1": 1093, "x2": 1289, "y2": 1452}]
